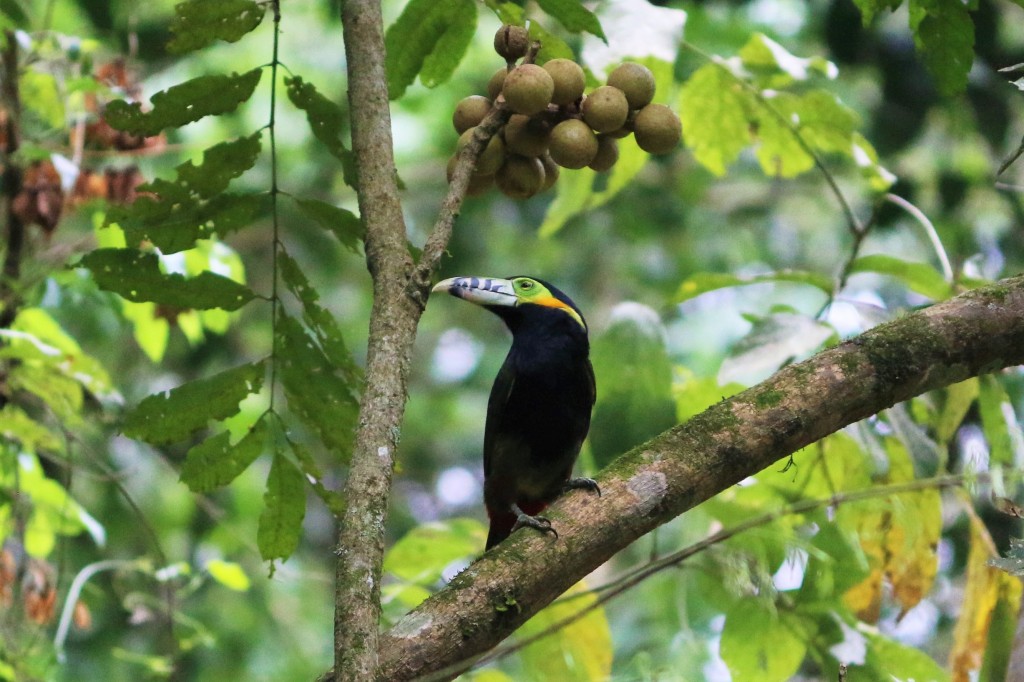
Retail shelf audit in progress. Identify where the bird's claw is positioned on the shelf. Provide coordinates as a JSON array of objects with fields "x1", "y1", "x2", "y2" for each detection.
[
  {"x1": 511, "y1": 512, "x2": 558, "y2": 540},
  {"x1": 564, "y1": 477, "x2": 601, "y2": 497}
]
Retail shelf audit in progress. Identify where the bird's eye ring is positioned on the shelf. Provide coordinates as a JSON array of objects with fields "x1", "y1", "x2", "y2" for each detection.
[{"x1": 520, "y1": 281, "x2": 533, "y2": 290}]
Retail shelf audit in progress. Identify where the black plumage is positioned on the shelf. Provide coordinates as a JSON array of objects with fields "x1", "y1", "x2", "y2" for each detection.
[{"x1": 432, "y1": 275, "x2": 598, "y2": 549}]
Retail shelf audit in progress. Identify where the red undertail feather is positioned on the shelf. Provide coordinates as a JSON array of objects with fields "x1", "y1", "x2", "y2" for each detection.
[{"x1": 485, "y1": 500, "x2": 548, "y2": 550}]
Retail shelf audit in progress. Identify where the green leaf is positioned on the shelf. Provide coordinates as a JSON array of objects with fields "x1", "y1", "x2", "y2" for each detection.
[
  {"x1": 8, "y1": 364, "x2": 84, "y2": 425},
  {"x1": 680, "y1": 62, "x2": 753, "y2": 176},
  {"x1": 978, "y1": 375, "x2": 1022, "y2": 467},
  {"x1": 79, "y1": 248, "x2": 256, "y2": 310},
  {"x1": 862, "y1": 629, "x2": 951, "y2": 680},
  {"x1": 104, "y1": 69, "x2": 263, "y2": 136},
  {"x1": 180, "y1": 417, "x2": 268, "y2": 492},
  {"x1": 848, "y1": 254, "x2": 951, "y2": 299},
  {"x1": 0, "y1": 406, "x2": 62, "y2": 452},
  {"x1": 288, "y1": 439, "x2": 345, "y2": 516},
  {"x1": 676, "y1": 269, "x2": 833, "y2": 302},
  {"x1": 534, "y1": 0, "x2": 605, "y2": 39},
  {"x1": 257, "y1": 451, "x2": 306, "y2": 562},
  {"x1": 284, "y1": 76, "x2": 358, "y2": 186},
  {"x1": 518, "y1": 582, "x2": 612, "y2": 682},
  {"x1": 590, "y1": 303, "x2": 675, "y2": 467},
  {"x1": 530, "y1": 20, "x2": 575, "y2": 63},
  {"x1": 384, "y1": 519, "x2": 485, "y2": 584},
  {"x1": 755, "y1": 90, "x2": 858, "y2": 177},
  {"x1": 168, "y1": 0, "x2": 266, "y2": 54},
  {"x1": 851, "y1": 0, "x2": 902, "y2": 24},
  {"x1": 278, "y1": 251, "x2": 360, "y2": 385},
  {"x1": 384, "y1": 0, "x2": 477, "y2": 100},
  {"x1": 21, "y1": 71, "x2": 64, "y2": 130},
  {"x1": 720, "y1": 602, "x2": 806, "y2": 681},
  {"x1": 909, "y1": 0, "x2": 974, "y2": 96},
  {"x1": 420, "y1": 2, "x2": 477, "y2": 88},
  {"x1": 292, "y1": 198, "x2": 363, "y2": 254},
  {"x1": 107, "y1": 134, "x2": 265, "y2": 252},
  {"x1": 935, "y1": 378, "x2": 979, "y2": 444},
  {"x1": 0, "y1": 0, "x2": 29, "y2": 27},
  {"x1": 123, "y1": 361, "x2": 265, "y2": 445},
  {"x1": 739, "y1": 33, "x2": 837, "y2": 86},
  {"x1": 205, "y1": 559, "x2": 251, "y2": 591},
  {"x1": 277, "y1": 315, "x2": 359, "y2": 458}
]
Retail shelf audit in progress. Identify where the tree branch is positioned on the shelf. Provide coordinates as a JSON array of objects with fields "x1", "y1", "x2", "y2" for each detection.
[
  {"x1": 375, "y1": 275, "x2": 1024, "y2": 681},
  {"x1": 335, "y1": 1, "x2": 422, "y2": 678}
]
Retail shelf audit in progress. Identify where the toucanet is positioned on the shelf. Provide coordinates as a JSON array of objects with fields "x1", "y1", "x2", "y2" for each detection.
[{"x1": 432, "y1": 276, "x2": 599, "y2": 549}]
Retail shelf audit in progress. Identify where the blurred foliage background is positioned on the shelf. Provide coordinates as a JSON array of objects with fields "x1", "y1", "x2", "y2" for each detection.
[{"x1": 0, "y1": 0, "x2": 1023, "y2": 679}]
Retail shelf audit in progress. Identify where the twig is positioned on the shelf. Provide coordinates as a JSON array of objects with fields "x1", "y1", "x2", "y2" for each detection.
[{"x1": 883, "y1": 193, "x2": 953, "y2": 282}]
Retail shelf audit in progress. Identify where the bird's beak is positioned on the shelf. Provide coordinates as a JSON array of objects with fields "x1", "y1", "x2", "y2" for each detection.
[{"x1": 432, "y1": 276, "x2": 518, "y2": 307}]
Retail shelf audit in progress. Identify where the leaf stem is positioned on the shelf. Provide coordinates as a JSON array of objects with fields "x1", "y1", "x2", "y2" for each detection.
[
  {"x1": 884, "y1": 192, "x2": 954, "y2": 282},
  {"x1": 268, "y1": 0, "x2": 282, "y2": 413}
]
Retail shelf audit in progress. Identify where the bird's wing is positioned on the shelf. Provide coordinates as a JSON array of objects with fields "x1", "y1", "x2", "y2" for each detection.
[{"x1": 483, "y1": 356, "x2": 516, "y2": 478}]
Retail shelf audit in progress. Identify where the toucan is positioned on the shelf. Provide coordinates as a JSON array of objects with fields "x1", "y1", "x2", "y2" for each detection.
[{"x1": 432, "y1": 275, "x2": 598, "y2": 550}]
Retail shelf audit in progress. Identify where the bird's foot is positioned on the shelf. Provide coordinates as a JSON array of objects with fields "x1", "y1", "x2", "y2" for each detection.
[
  {"x1": 510, "y1": 504, "x2": 558, "y2": 540},
  {"x1": 564, "y1": 477, "x2": 601, "y2": 496}
]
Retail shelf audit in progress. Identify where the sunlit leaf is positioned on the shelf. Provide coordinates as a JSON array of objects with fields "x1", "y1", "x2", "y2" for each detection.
[
  {"x1": 284, "y1": 76, "x2": 358, "y2": 185},
  {"x1": 257, "y1": 451, "x2": 306, "y2": 562},
  {"x1": 680, "y1": 62, "x2": 752, "y2": 176},
  {"x1": 8, "y1": 363, "x2": 84, "y2": 425},
  {"x1": 384, "y1": 519, "x2": 484, "y2": 585},
  {"x1": 0, "y1": 405, "x2": 61, "y2": 452},
  {"x1": 168, "y1": 0, "x2": 265, "y2": 54},
  {"x1": 292, "y1": 197, "x2": 363, "y2": 254},
  {"x1": 180, "y1": 417, "x2": 268, "y2": 492},
  {"x1": 123, "y1": 361, "x2": 265, "y2": 445},
  {"x1": 676, "y1": 269, "x2": 833, "y2": 302},
  {"x1": 720, "y1": 601, "x2": 806, "y2": 681},
  {"x1": 739, "y1": 33, "x2": 837, "y2": 86},
  {"x1": 205, "y1": 559, "x2": 252, "y2": 591},
  {"x1": 848, "y1": 254, "x2": 951, "y2": 299},
  {"x1": 935, "y1": 378, "x2": 979, "y2": 444},
  {"x1": 79, "y1": 248, "x2": 255, "y2": 310},
  {"x1": 755, "y1": 90, "x2": 858, "y2": 177},
  {"x1": 384, "y1": 0, "x2": 476, "y2": 99},
  {"x1": 978, "y1": 375, "x2": 1022, "y2": 467},
  {"x1": 949, "y1": 516, "x2": 1003, "y2": 680},
  {"x1": 104, "y1": 69, "x2": 263, "y2": 136},
  {"x1": 719, "y1": 313, "x2": 835, "y2": 386},
  {"x1": 862, "y1": 629, "x2": 950, "y2": 680},
  {"x1": 535, "y1": 0, "x2": 605, "y2": 39},
  {"x1": 277, "y1": 315, "x2": 358, "y2": 458},
  {"x1": 21, "y1": 71, "x2": 64, "y2": 130},
  {"x1": 518, "y1": 582, "x2": 613, "y2": 682},
  {"x1": 851, "y1": 0, "x2": 901, "y2": 24}
]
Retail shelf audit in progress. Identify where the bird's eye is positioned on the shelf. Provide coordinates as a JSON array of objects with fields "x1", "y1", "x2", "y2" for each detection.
[{"x1": 520, "y1": 280, "x2": 533, "y2": 290}]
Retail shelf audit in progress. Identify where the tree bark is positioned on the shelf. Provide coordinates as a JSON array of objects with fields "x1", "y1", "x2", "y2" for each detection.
[
  {"x1": 334, "y1": 1, "x2": 419, "y2": 678},
  {"x1": 372, "y1": 275, "x2": 1024, "y2": 681}
]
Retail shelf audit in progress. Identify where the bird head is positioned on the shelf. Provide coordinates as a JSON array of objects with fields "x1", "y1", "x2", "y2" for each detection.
[{"x1": 432, "y1": 275, "x2": 587, "y2": 334}]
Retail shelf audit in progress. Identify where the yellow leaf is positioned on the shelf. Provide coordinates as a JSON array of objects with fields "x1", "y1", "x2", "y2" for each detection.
[
  {"x1": 517, "y1": 581, "x2": 612, "y2": 681},
  {"x1": 949, "y1": 515, "x2": 1001, "y2": 681}
]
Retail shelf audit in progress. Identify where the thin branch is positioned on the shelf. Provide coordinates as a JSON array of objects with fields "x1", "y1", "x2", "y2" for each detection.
[
  {"x1": 267, "y1": 0, "x2": 282, "y2": 413},
  {"x1": 884, "y1": 193, "x2": 954, "y2": 282}
]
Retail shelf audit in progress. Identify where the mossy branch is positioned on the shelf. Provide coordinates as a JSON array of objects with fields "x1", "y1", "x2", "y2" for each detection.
[{"x1": 372, "y1": 275, "x2": 1024, "y2": 681}]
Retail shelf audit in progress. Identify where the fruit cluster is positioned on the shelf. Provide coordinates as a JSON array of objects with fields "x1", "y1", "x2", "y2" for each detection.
[{"x1": 448, "y1": 25, "x2": 682, "y2": 199}]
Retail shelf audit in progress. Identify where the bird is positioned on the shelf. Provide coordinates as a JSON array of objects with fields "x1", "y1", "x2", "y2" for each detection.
[{"x1": 431, "y1": 275, "x2": 599, "y2": 550}]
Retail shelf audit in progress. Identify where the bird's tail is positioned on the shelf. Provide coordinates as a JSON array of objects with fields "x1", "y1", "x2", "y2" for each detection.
[{"x1": 486, "y1": 500, "x2": 547, "y2": 550}]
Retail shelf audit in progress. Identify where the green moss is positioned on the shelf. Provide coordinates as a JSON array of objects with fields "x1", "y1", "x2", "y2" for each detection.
[
  {"x1": 837, "y1": 352, "x2": 861, "y2": 376},
  {"x1": 857, "y1": 314, "x2": 944, "y2": 392},
  {"x1": 753, "y1": 388, "x2": 784, "y2": 408}
]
